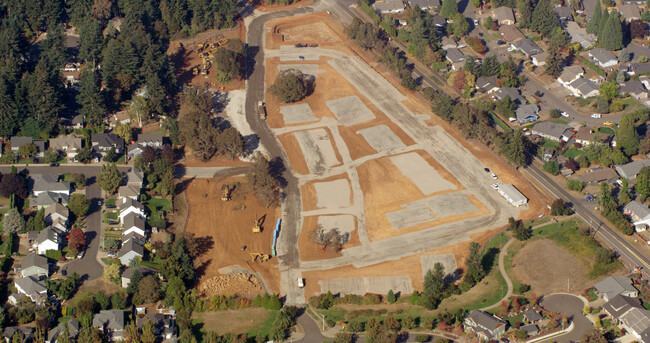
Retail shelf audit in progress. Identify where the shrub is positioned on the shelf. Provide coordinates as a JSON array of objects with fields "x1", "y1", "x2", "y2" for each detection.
[
  {"x1": 567, "y1": 179, "x2": 584, "y2": 192},
  {"x1": 415, "y1": 334, "x2": 430, "y2": 342},
  {"x1": 543, "y1": 160, "x2": 560, "y2": 175},
  {"x1": 347, "y1": 319, "x2": 364, "y2": 332}
]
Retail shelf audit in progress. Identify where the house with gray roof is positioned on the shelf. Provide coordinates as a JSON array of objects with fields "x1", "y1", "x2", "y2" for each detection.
[
  {"x1": 620, "y1": 307, "x2": 650, "y2": 341},
  {"x1": 624, "y1": 200, "x2": 650, "y2": 230},
  {"x1": 523, "y1": 310, "x2": 543, "y2": 323},
  {"x1": 464, "y1": 310, "x2": 507, "y2": 340},
  {"x1": 122, "y1": 266, "x2": 158, "y2": 288},
  {"x1": 616, "y1": 159, "x2": 650, "y2": 179},
  {"x1": 620, "y1": 81, "x2": 648, "y2": 100},
  {"x1": 630, "y1": 63, "x2": 650, "y2": 76},
  {"x1": 31, "y1": 191, "x2": 69, "y2": 209},
  {"x1": 515, "y1": 104, "x2": 539, "y2": 124},
  {"x1": 137, "y1": 313, "x2": 177, "y2": 340},
  {"x1": 127, "y1": 133, "x2": 165, "y2": 159},
  {"x1": 493, "y1": 87, "x2": 525, "y2": 105},
  {"x1": 589, "y1": 48, "x2": 618, "y2": 68},
  {"x1": 126, "y1": 169, "x2": 144, "y2": 186},
  {"x1": 619, "y1": 4, "x2": 641, "y2": 21},
  {"x1": 492, "y1": 6, "x2": 515, "y2": 25},
  {"x1": 122, "y1": 231, "x2": 145, "y2": 245},
  {"x1": 372, "y1": 0, "x2": 405, "y2": 13},
  {"x1": 499, "y1": 24, "x2": 525, "y2": 42},
  {"x1": 18, "y1": 253, "x2": 49, "y2": 278},
  {"x1": 578, "y1": 168, "x2": 619, "y2": 184},
  {"x1": 558, "y1": 65, "x2": 585, "y2": 87},
  {"x1": 567, "y1": 77, "x2": 600, "y2": 98},
  {"x1": 511, "y1": 39, "x2": 542, "y2": 57},
  {"x1": 595, "y1": 276, "x2": 639, "y2": 301},
  {"x1": 10, "y1": 137, "x2": 45, "y2": 157},
  {"x1": 574, "y1": 127, "x2": 613, "y2": 146},
  {"x1": 49, "y1": 135, "x2": 83, "y2": 159},
  {"x1": 476, "y1": 77, "x2": 499, "y2": 93},
  {"x1": 520, "y1": 324, "x2": 539, "y2": 336},
  {"x1": 531, "y1": 122, "x2": 574, "y2": 142},
  {"x1": 553, "y1": 6, "x2": 573, "y2": 20},
  {"x1": 118, "y1": 184, "x2": 141, "y2": 200},
  {"x1": 603, "y1": 294, "x2": 644, "y2": 319},
  {"x1": 14, "y1": 275, "x2": 47, "y2": 304},
  {"x1": 441, "y1": 36, "x2": 457, "y2": 50},
  {"x1": 91, "y1": 133, "x2": 124, "y2": 155},
  {"x1": 44, "y1": 202, "x2": 69, "y2": 231},
  {"x1": 32, "y1": 227, "x2": 61, "y2": 254},
  {"x1": 566, "y1": 22, "x2": 596, "y2": 48},
  {"x1": 432, "y1": 14, "x2": 446, "y2": 27},
  {"x1": 118, "y1": 198, "x2": 146, "y2": 223},
  {"x1": 30, "y1": 174, "x2": 71, "y2": 196},
  {"x1": 531, "y1": 52, "x2": 548, "y2": 67},
  {"x1": 445, "y1": 48, "x2": 466, "y2": 70},
  {"x1": 118, "y1": 239, "x2": 144, "y2": 266},
  {"x1": 4, "y1": 327, "x2": 35, "y2": 343},
  {"x1": 408, "y1": 0, "x2": 441, "y2": 9},
  {"x1": 123, "y1": 212, "x2": 146, "y2": 237},
  {"x1": 47, "y1": 319, "x2": 80, "y2": 343},
  {"x1": 93, "y1": 310, "x2": 127, "y2": 341}
]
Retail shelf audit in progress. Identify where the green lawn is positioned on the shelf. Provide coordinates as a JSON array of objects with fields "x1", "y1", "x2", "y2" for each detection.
[
  {"x1": 105, "y1": 198, "x2": 116, "y2": 208},
  {"x1": 18, "y1": 159, "x2": 34, "y2": 164},
  {"x1": 45, "y1": 250, "x2": 62, "y2": 260},
  {"x1": 598, "y1": 127, "x2": 615, "y2": 135},
  {"x1": 564, "y1": 149, "x2": 585, "y2": 158},
  {"x1": 551, "y1": 118, "x2": 570, "y2": 125},
  {"x1": 542, "y1": 139, "x2": 560, "y2": 150},
  {"x1": 147, "y1": 197, "x2": 171, "y2": 213},
  {"x1": 104, "y1": 211, "x2": 118, "y2": 221},
  {"x1": 507, "y1": 314, "x2": 524, "y2": 327}
]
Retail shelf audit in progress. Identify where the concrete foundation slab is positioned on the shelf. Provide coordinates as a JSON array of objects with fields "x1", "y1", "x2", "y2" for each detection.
[
  {"x1": 426, "y1": 193, "x2": 478, "y2": 218},
  {"x1": 325, "y1": 96, "x2": 375, "y2": 126},
  {"x1": 357, "y1": 125, "x2": 405, "y2": 152},
  {"x1": 313, "y1": 179, "x2": 351, "y2": 209},
  {"x1": 420, "y1": 254, "x2": 458, "y2": 278},
  {"x1": 389, "y1": 152, "x2": 456, "y2": 195},
  {"x1": 386, "y1": 206, "x2": 436, "y2": 229},
  {"x1": 278, "y1": 64, "x2": 321, "y2": 76},
  {"x1": 280, "y1": 103, "x2": 317, "y2": 124},
  {"x1": 294, "y1": 129, "x2": 339, "y2": 174},
  {"x1": 319, "y1": 276, "x2": 413, "y2": 295},
  {"x1": 317, "y1": 215, "x2": 356, "y2": 234}
]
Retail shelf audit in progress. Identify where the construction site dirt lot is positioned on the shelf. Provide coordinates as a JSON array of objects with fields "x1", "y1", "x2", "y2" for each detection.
[
  {"x1": 298, "y1": 215, "x2": 361, "y2": 261},
  {"x1": 182, "y1": 177, "x2": 280, "y2": 295},
  {"x1": 265, "y1": 14, "x2": 344, "y2": 50},
  {"x1": 300, "y1": 173, "x2": 352, "y2": 211}
]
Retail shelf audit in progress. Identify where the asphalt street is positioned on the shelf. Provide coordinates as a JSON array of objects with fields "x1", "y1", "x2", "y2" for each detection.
[{"x1": 539, "y1": 294, "x2": 592, "y2": 343}]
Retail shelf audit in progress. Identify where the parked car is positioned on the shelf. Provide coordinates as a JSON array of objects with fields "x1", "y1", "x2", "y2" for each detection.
[
  {"x1": 591, "y1": 113, "x2": 602, "y2": 118},
  {"x1": 491, "y1": 173, "x2": 498, "y2": 180},
  {"x1": 297, "y1": 278, "x2": 305, "y2": 288},
  {"x1": 491, "y1": 184, "x2": 499, "y2": 189},
  {"x1": 560, "y1": 111, "x2": 569, "y2": 117},
  {"x1": 77, "y1": 250, "x2": 85, "y2": 259},
  {"x1": 495, "y1": 40, "x2": 505, "y2": 45},
  {"x1": 604, "y1": 121, "x2": 614, "y2": 126},
  {"x1": 484, "y1": 167, "x2": 490, "y2": 172}
]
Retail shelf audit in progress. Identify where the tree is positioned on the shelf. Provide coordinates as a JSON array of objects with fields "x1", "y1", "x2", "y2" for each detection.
[
  {"x1": 103, "y1": 263, "x2": 121, "y2": 284},
  {"x1": 44, "y1": 149, "x2": 61, "y2": 164},
  {"x1": 551, "y1": 199, "x2": 572, "y2": 215},
  {"x1": 618, "y1": 113, "x2": 639, "y2": 156},
  {"x1": 463, "y1": 242, "x2": 485, "y2": 286},
  {"x1": 68, "y1": 228, "x2": 86, "y2": 255},
  {"x1": 114, "y1": 122, "x2": 133, "y2": 143},
  {"x1": 600, "y1": 81, "x2": 619, "y2": 101},
  {"x1": 141, "y1": 318, "x2": 156, "y2": 343},
  {"x1": 78, "y1": 69, "x2": 106, "y2": 129},
  {"x1": 567, "y1": 179, "x2": 584, "y2": 192},
  {"x1": 387, "y1": 289, "x2": 396, "y2": 303},
  {"x1": 598, "y1": 8, "x2": 610, "y2": 40},
  {"x1": 345, "y1": 20, "x2": 380, "y2": 50},
  {"x1": 441, "y1": 0, "x2": 459, "y2": 18},
  {"x1": 450, "y1": 14, "x2": 470, "y2": 36},
  {"x1": 545, "y1": 46, "x2": 563, "y2": 78},
  {"x1": 0, "y1": 173, "x2": 27, "y2": 198},
  {"x1": 97, "y1": 163, "x2": 122, "y2": 194},
  {"x1": 179, "y1": 110, "x2": 220, "y2": 161},
  {"x1": 123, "y1": 321, "x2": 142, "y2": 343},
  {"x1": 135, "y1": 275, "x2": 161, "y2": 304},
  {"x1": 246, "y1": 154, "x2": 281, "y2": 208},
  {"x1": 213, "y1": 48, "x2": 242, "y2": 83},
  {"x1": 70, "y1": 174, "x2": 87, "y2": 190},
  {"x1": 2, "y1": 208, "x2": 24, "y2": 233},
  {"x1": 630, "y1": 19, "x2": 649, "y2": 39},
  {"x1": 215, "y1": 127, "x2": 245, "y2": 159},
  {"x1": 421, "y1": 263, "x2": 446, "y2": 310},
  {"x1": 68, "y1": 194, "x2": 90, "y2": 218},
  {"x1": 549, "y1": 109, "x2": 561, "y2": 119},
  {"x1": 618, "y1": 48, "x2": 630, "y2": 63},
  {"x1": 531, "y1": 0, "x2": 560, "y2": 36},
  {"x1": 18, "y1": 143, "x2": 37, "y2": 158},
  {"x1": 596, "y1": 97, "x2": 610, "y2": 114},
  {"x1": 600, "y1": 11, "x2": 623, "y2": 50},
  {"x1": 111, "y1": 292, "x2": 127, "y2": 309},
  {"x1": 543, "y1": 160, "x2": 560, "y2": 175},
  {"x1": 499, "y1": 130, "x2": 530, "y2": 167},
  {"x1": 582, "y1": 328, "x2": 607, "y2": 343},
  {"x1": 269, "y1": 69, "x2": 311, "y2": 103},
  {"x1": 105, "y1": 237, "x2": 119, "y2": 251},
  {"x1": 512, "y1": 219, "x2": 531, "y2": 240}
]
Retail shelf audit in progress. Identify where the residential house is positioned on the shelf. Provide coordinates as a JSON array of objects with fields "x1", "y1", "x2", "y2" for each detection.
[
  {"x1": 432, "y1": 14, "x2": 446, "y2": 27},
  {"x1": 464, "y1": 310, "x2": 507, "y2": 340},
  {"x1": 589, "y1": 48, "x2": 618, "y2": 68},
  {"x1": 445, "y1": 48, "x2": 466, "y2": 71},
  {"x1": 624, "y1": 201, "x2": 650, "y2": 230},
  {"x1": 118, "y1": 184, "x2": 141, "y2": 200},
  {"x1": 531, "y1": 52, "x2": 548, "y2": 67},
  {"x1": 511, "y1": 39, "x2": 542, "y2": 58},
  {"x1": 553, "y1": 6, "x2": 574, "y2": 20},
  {"x1": 581, "y1": 0, "x2": 598, "y2": 17},
  {"x1": 47, "y1": 319, "x2": 80, "y2": 343},
  {"x1": 49, "y1": 135, "x2": 83, "y2": 159},
  {"x1": 578, "y1": 168, "x2": 620, "y2": 184},
  {"x1": 520, "y1": 324, "x2": 539, "y2": 336},
  {"x1": 10, "y1": 136, "x2": 45, "y2": 157},
  {"x1": 531, "y1": 122, "x2": 574, "y2": 142},
  {"x1": 30, "y1": 174, "x2": 71, "y2": 196},
  {"x1": 441, "y1": 36, "x2": 457, "y2": 50},
  {"x1": 126, "y1": 169, "x2": 144, "y2": 186},
  {"x1": 566, "y1": 22, "x2": 597, "y2": 48},
  {"x1": 595, "y1": 276, "x2": 639, "y2": 301},
  {"x1": 616, "y1": 159, "x2": 650, "y2": 179},
  {"x1": 619, "y1": 4, "x2": 641, "y2": 21},
  {"x1": 573, "y1": 127, "x2": 613, "y2": 146},
  {"x1": 493, "y1": 6, "x2": 515, "y2": 25},
  {"x1": 126, "y1": 133, "x2": 165, "y2": 159},
  {"x1": 118, "y1": 239, "x2": 144, "y2": 265},
  {"x1": 558, "y1": 65, "x2": 585, "y2": 87},
  {"x1": 493, "y1": 87, "x2": 525, "y2": 105},
  {"x1": 499, "y1": 25, "x2": 525, "y2": 42},
  {"x1": 31, "y1": 192, "x2": 69, "y2": 208},
  {"x1": 121, "y1": 266, "x2": 158, "y2": 288},
  {"x1": 641, "y1": 75, "x2": 650, "y2": 90},
  {"x1": 7, "y1": 293, "x2": 26, "y2": 306},
  {"x1": 4, "y1": 327, "x2": 35, "y2": 343},
  {"x1": 71, "y1": 114, "x2": 84, "y2": 129},
  {"x1": 44, "y1": 202, "x2": 69, "y2": 231},
  {"x1": 137, "y1": 313, "x2": 177, "y2": 340},
  {"x1": 515, "y1": 104, "x2": 539, "y2": 124},
  {"x1": 14, "y1": 276, "x2": 47, "y2": 304},
  {"x1": 523, "y1": 310, "x2": 543, "y2": 323},
  {"x1": 372, "y1": 0, "x2": 405, "y2": 13},
  {"x1": 620, "y1": 81, "x2": 648, "y2": 100},
  {"x1": 123, "y1": 212, "x2": 146, "y2": 237},
  {"x1": 408, "y1": 0, "x2": 441, "y2": 9},
  {"x1": 91, "y1": 133, "x2": 124, "y2": 156},
  {"x1": 476, "y1": 76, "x2": 499, "y2": 93},
  {"x1": 18, "y1": 253, "x2": 49, "y2": 278},
  {"x1": 630, "y1": 62, "x2": 650, "y2": 76},
  {"x1": 620, "y1": 307, "x2": 650, "y2": 341},
  {"x1": 122, "y1": 231, "x2": 145, "y2": 245},
  {"x1": 93, "y1": 310, "x2": 127, "y2": 341},
  {"x1": 603, "y1": 294, "x2": 644, "y2": 320},
  {"x1": 117, "y1": 198, "x2": 146, "y2": 224},
  {"x1": 32, "y1": 227, "x2": 61, "y2": 254},
  {"x1": 567, "y1": 77, "x2": 600, "y2": 98}
]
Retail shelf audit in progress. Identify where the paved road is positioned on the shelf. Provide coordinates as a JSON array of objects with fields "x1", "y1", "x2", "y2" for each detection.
[
  {"x1": 539, "y1": 294, "x2": 592, "y2": 343},
  {"x1": 525, "y1": 162, "x2": 650, "y2": 275},
  {"x1": 296, "y1": 312, "x2": 327, "y2": 343}
]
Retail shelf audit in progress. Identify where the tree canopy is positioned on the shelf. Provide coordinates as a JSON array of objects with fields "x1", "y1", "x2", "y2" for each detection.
[{"x1": 269, "y1": 69, "x2": 312, "y2": 103}]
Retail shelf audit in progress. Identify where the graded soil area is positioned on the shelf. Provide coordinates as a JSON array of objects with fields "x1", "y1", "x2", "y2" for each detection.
[
  {"x1": 182, "y1": 177, "x2": 280, "y2": 294},
  {"x1": 298, "y1": 215, "x2": 361, "y2": 261}
]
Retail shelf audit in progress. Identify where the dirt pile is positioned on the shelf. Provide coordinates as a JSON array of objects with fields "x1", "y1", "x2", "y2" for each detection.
[{"x1": 198, "y1": 273, "x2": 265, "y2": 297}]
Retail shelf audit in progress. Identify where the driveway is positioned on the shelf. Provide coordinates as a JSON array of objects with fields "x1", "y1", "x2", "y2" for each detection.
[{"x1": 539, "y1": 294, "x2": 593, "y2": 343}]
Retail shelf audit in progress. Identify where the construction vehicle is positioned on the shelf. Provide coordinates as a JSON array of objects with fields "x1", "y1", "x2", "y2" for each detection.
[
  {"x1": 221, "y1": 184, "x2": 232, "y2": 201},
  {"x1": 250, "y1": 252, "x2": 270, "y2": 262},
  {"x1": 258, "y1": 101, "x2": 267, "y2": 120},
  {"x1": 252, "y1": 213, "x2": 261, "y2": 233}
]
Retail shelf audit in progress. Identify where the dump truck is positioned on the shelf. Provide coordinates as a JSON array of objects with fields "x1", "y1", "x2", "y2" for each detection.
[{"x1": 258, "y1": 101, "x2": 267, "y2": 120}]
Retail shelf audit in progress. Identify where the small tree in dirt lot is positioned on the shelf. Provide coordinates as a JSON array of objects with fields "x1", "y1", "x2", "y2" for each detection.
[
  {"x1": 97, "y1": 162, "x2": 122, "y2": 195},
  {"x1": 246, "y1": 154, "x2": 281, "y2": 207},
  {"x1": 269, "y1": 69, "x2": 311, "y2": 103},
  {"x1": 68, "y1": 194, "x2": 90, "y2": 219},
  {"x1": 68, "y1": 228, "x2": 86, "y2": 255}
]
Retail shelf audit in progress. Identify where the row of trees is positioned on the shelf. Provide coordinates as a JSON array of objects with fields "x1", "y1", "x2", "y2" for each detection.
[{"x1": 588, "y1": 1, "x2": 624, "y2": 50}]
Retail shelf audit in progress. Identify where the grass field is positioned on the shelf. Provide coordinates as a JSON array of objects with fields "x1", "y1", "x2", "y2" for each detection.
[
  {"x1": 542, "y1": 140, "x2": 560, "y2": 150},
  {"x1": 191, "y1": 309, "x2": 278, "y2": 337},
  {"x1": 564, "y1": 149, "x2": 585, "y2": 159},
  {"x1": 147, "y1": 197, "x2": 171, "y2": 213}
]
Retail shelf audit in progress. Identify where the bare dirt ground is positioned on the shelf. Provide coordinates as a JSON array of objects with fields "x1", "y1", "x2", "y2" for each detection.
[
  {"x1": 265, "y1": 14, "x2": 345, "y2": 50},
  {"x1": 182, "y1": 177, "x2": 281, "y2": 294},
  {"x1": 298, "y1": 215, "x2": 361, "y2": 261},
  {"x1": 512, "y1": 239, "x2": 592, "y2": 294},
  {"x1": 300, "y1": 173, "x2": 352, "y2": 211}
]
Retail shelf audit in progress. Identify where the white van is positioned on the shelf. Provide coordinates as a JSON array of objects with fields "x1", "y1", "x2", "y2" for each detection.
[{"x1": 591, "y1": 113, "x2": 601, "y2": 118}]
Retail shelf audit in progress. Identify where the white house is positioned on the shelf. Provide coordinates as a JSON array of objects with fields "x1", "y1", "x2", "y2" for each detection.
[
  {"x1": 32, "y1": 227, "x2": 61, "y2": 254},
  {"x1": 624, "y1": 201, "x2": 650, "y2": 231},
  {"x1": 589, "y1": 48, "x2": 618, "y2": 68},
  {"x1": 44, "y1": 203, "x2": 69, "y2": 231},
  {"x1": 31, "y1": 174, "x2": 71, "y2": 196},
  {"x1": 118, "y1": 198, "x2": 146, "y2": 224},
  {"x1": 118, "y1": 239, "x2": 144, "y2": 266},
  {"x1": 123, "y1": 212, "x2": 146, "y2": 237}
]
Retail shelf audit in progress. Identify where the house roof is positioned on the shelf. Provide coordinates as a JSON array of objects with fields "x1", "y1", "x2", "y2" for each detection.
[
  {"x1": 49, "y1": 135, "x2": 82, "y2": 151},
  {"x1": 10, "y1": 136, "x2": 34, "y2": 149},
  {"x1": 523, "y1": 310, "x2": 543, "y2": 322},
  {"x1": 118, "y1": 197, "x2": 144, "y2": 212},
  {"x1": 493, "y1": 6, "x2": 515, "y2": 22},
  {"x1": 595, "y1": 276, "x2": 638, "y2": 300},
  {"x1": 71, "y1": 114, "x2": 84, "y2": 125},
  {"x1": 620, "y1": 81, "x2": 647, "y2": 96},
  {"x1": 532, "y1": 121, "x2": 573, "y2": 139},
  {"x1": 516, "y1": 104, "x2": 539, "y2": 121},
  {"x1": 31, "y1": 191, "x2": 69, "y2": 207},
  {"x1": 44, "y1": 202, "x2": 69, "y2": 219},
  {"x1": 498, "y1": 184, "x2": 528, "y2": 204},
  {"x1": 520, "y1": 324, "x2": 539, "y2": 335},
  {"x1": 494, "y1": 87, "x2": 525, "y2": 104},
  {"x1": 36, "y1": 227, "x2": 59, "y2": 245},
  {"x1": 118, "y1": 184, "x2": 141, "y2": 199},
  {"x1": 533, "y1": 52, "x2": 548, "y2": 63},
  {"x1": 445, "y1": 48, "x2": 465, "y2": 63},
  {"x1": 3, "y1": 327, "x2": 35, "y2": 342},
  {"x1": 566, "y1": 22, "x2": 597, "y2": 48},
  {"x1": 603, "y1": 294, "x2": 644, "y2": 319},
  {"x1": 118, "y1": 239, "x2": 144, "y2": 258},
  {"x1": 625, "y1": 200, "x2": 650, "y2": 220},
  {"x1": 93, "y1": 310, "x2": 127, "y2": 332},
  {"x1": 15, "y1": 275, "x2": 47, "y2": 296},
  {"x1": 590, "y1": 48, "x2": 617, "y2": 64},
  {"x1": 136, "y1": 313, "x2": 175, "y2": 333},
  {"x1": 512, "y1": 39, "x2": 542, "y2": 56},
  {"x1": 467, "y1": 310, "x2": 506, "y2": 331},
  {"x1": 48, "y1": 319, "x2": 80, "y2": 343},
  {"x1": 582, "y1": 0, "x2": 598, "y2": 17},
  {"x1": 137, "y1": 133, "x2": 163, "y2": 145},
  {"x1": 122, "y1": 231, "x2": 146, "y2": 245},
  {"x1": 408, "y1": 0, "x2": 441, "y2": 8},
  {"x1": 441, "y1": 36, "x2": 457, "y2": 48},
  {"x1": 553, "y1": 6, "x2": 573, "y2": 19},
  {"x1": 616, "y1": 159, "x2": 650, "y2": 178},
  {"x1": 122, "y1": 266, "x2": 158, "y2": 280},
  {"x1": 569, "y1": 77, "x2": 599, "y2": 96},
  {"x1": 91, "y1": 133, "x2": 125, "y2": 149},
  {"x1": 432, "y1": 14, "x2": 446, "y2": 26},
  {"x1": 620, "y1": 307, "x2": 650, "y2": 335},
  {"x1": 123, "y1": 212, "x2": 145, "y2": 230},
  {"x1": 21, "y1": 253, "x2": 48, "y2": 271},
  {"x1": 631, "y1": 63, "x2": 650, "y2": 75},
  {"x1": 372, "y1": 0, "x2": 405, "y2": 12},
  {"x1": 573, "y1": 127, "x2": 611, "y2": 143},
  {"x1": 579, "y1": 168, "x2": 619, "y2": 183},
  {"x1": 477, "y1": 76, "x2": 499, "y2": 91},
  {"x1": 31, "y1": 174, "x2": 71, "y2": 193},
  {"x1": 619, "y1": 4, "x2": 641, "y2": 20},
  {"x1": 499, "y1": 24, "x2": 525, "y2": 42},
  {"x1": 126, "y1": 169, "x2": 144, "y2": 185}
]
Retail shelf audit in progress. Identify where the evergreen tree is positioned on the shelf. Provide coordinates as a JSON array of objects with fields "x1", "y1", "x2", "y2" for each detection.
[
  {"x1": 618, "y1": 113, "x2": 639, "y2": 156},
  {"x1": 441, "y1": 0, "x2": 459, "y2": 19},
  {"x1": 499, "y1": 130, "x2": 529, "y2": 167},
  {"x1": 531, "y1": 0, "x2": 560, "y2": 36},
  {"x1": 463, "y1": 242, "x2": 485, "y2": 286},
  {"x1": 421, "y1": 263, "x2": 446, "y2": 310},
  {"x1": 545, "y1": 46, "x2": 563, "y2": 78},
  {"x1": 637, "y1": 174, "x2": 650, "y2": 202},
  {"x1": 78, "y1": 69, "x2": 106, "y2": 129},
  {"x1": 518, "y1": 0, "x2": 534, "y2": 27},
  {"x1": 41, "y1": 23, "x2": 67, "y2": 69},
  {"x1": 79, "y1": 19, "x2": 104, "y2": 65},
  {"x1": 600, "y1": 11, "x2": 623, "y2": 50},
  {"x1": 598, "y1": 9, "x2": 610, "y2": 40},
  {"x1": 97, "y1": 163, "x2": 122, "y2": 195},
  {"x1": 25, "y1": 61, "x2": 64, "y2": 136},
  {"x1": 587, "y1": 0, "x2": 602, "y2": 34}
]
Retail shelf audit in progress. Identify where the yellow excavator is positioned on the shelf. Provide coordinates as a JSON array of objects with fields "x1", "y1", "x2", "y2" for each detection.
[
  {"x1": 250, "y1": 252, "x2": 270, "y2": 262},
  {"x1": 252, "y1": 213, "x2": 261, "y2": 233},
  {"x1": 221, "y1": 184, "x2": 232, "y2": 201}
]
